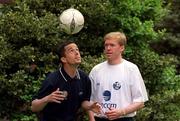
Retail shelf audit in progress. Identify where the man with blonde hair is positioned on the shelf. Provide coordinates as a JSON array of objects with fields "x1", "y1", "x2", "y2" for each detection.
[{"x1": 88, "y1": 32, "x2": 148, "y2": 121}]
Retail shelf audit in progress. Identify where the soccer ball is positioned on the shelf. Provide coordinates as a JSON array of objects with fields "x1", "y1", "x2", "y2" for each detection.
[{"x1": 59, "y1": 8, "x2": 84, "y2": 34}]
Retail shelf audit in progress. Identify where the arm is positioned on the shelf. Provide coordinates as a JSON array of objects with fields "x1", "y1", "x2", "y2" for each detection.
[
  {"x1": 81, "y1": 101, "x2": 101, "y2": 113},
  {"x1": 87, "y1": 110, "x2": 96, "y2": 121},
  {"x1": 81, "y1": 101, "x2": 91, "y2": 111},
  {"x1": 122, "y1": 102, "x2": 144, "y2": 115},
  {"x1": 31, "y1": 88, "x2": 65, "y2": 112},
  {"x1": 82, "y1": 101, "x2": 101, "y2": 121},
  {"x1": 31, "y1": 96, "x2": 49, "y2": 112},
  {"x1": 81, "y1": 101, "x2": 101, "y2": 112},
  {"x1": 105, "y1": 102, "x2": 144, "y2": 120}
]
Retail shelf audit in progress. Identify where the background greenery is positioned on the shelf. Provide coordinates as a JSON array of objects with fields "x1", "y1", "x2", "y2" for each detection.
[{"x1": 0, "y1": 0, "x2": 179, "y2": 121}]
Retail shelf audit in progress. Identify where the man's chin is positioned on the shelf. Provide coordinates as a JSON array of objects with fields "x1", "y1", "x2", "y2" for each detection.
[
  {"x1": 106, "y1": 56, "x2": 112, "y2": 60},
  {"x1": 75, "y1": 61, "x2": 81, "y2": 65}
]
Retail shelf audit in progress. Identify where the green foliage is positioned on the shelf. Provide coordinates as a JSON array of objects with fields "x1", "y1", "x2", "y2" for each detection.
[
  {"x1": 12, "y1": 113, "x2": 38, "y2": 121},
  {"x1": 80, "y1": 55, "x2": 105, "y2": 73},
  {"x1": 0, "y1": 2, "x2": 60, "y2": 119},
  {"x1": 137, "y1": 89, "x2": 180, "y2": 121},
  {"x1": 0, "y1": 0, "x2": 179, "y2": 121},
  {"x1": 125, "y1": 44, "x2": 179, "y2": 94},
  {"x1": 152, "y1": 0, "x2": 180, "y2": 77}
]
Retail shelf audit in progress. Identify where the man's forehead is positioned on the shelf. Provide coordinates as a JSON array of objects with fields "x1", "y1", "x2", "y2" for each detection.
[
  {"x1": 65, "y1": 43, "x2": 78, "y2": 49},
  {"x1": 105, "y1": 39, "x2": 118, "y2": 44}
]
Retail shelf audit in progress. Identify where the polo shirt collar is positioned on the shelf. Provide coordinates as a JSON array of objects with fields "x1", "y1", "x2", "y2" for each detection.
[{"x1": 59, "y1": 67, "x2": 80, "y2": 82}]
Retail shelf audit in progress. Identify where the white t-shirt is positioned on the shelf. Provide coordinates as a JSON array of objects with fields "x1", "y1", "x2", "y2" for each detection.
[{"x1": 89, "y1": 59, "x2": 148, "y2": 118}]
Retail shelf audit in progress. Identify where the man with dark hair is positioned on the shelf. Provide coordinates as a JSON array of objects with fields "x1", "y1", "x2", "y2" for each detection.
[{"x1": 31, "y1": 41, "x2": 100, "y2": 121}]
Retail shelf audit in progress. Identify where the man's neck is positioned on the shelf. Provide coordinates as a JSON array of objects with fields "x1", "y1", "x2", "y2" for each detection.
[
  {"x1": 108, "y1": 56, "x2": 123, "y2": 65},
  {"x1": 63, "y1": 64, "x2": 78, "y2": 78}
]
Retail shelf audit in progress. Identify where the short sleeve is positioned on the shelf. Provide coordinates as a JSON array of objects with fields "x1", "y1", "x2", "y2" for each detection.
[
  {"x1": 32, "y1": 74, "x2": 54, "y2": 100},
  {"x1": 130, "y1": 65, "x2": 148, "y2": 102}
]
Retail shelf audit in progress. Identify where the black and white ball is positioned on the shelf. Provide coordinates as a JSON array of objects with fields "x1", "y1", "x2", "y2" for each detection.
[{"x1": 59, "y1": 8, "x2": 84, "y2": 34}]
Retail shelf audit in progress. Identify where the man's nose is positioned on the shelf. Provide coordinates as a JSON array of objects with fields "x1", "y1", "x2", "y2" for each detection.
[
  {"x1": 75, "y1": 50, "x2": 80, "y2": 54},
  {"x1": 106, "y1": 45, "x2": 111, "y2": 50}
]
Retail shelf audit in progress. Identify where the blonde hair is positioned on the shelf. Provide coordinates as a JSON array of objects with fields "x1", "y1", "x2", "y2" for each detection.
[{"x1": 104, "y1": 32, "x2": 127, "y2": 46}]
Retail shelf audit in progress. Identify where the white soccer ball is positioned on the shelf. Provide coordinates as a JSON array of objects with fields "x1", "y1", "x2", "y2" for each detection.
[{"x1": 59, "y1": 8, "x2": 84, "y2": 34}]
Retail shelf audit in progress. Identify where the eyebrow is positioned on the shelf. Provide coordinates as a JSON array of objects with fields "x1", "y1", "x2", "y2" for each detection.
[{"x1": 66, "y1": 46, "x2": 78, "y2": 51}]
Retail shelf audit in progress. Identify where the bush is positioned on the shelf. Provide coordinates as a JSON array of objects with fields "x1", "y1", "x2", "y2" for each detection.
[{"x1": 0, "y1": 0, "x2": 179, "y2": 120}]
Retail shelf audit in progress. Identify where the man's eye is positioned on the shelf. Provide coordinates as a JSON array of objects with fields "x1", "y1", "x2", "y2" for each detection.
[{"x1": 68, "y1": 49, "x2": 74, "y2": 53}]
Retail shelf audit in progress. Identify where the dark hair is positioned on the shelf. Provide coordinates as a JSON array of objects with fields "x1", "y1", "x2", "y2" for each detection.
[{"x1": 55, "y1": 40, "x2": 75, "y2": 64}]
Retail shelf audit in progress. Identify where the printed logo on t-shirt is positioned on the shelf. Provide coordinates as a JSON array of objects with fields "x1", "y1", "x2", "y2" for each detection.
[
  {"x1": 103, "y1": 90, "x2": 111, "y2": 101},
  {"x1": 113, "y1": 81, "x2": 121, "y2": 90},
  {"x1": 78, "y1": 91, "x2": 83, "y2": 96},
  {"x1": 101, "y1": 90, "x2": 117, "y2": 110},
  {"x1": 96, "y1": 82, "x2": 100, "y2": 86}
]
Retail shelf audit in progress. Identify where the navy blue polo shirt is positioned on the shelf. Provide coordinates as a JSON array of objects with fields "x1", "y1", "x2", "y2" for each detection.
[{"x1": 33, "y1": 67, "x2": 91, "y2": 121}]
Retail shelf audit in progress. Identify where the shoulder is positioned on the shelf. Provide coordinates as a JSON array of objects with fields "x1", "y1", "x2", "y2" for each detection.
[
  {"x1": 123, "y1": 59, "x2": 138, "y2": 68},
  {"x1": 78, "y1": 69, "x2": 88, "y2": 76},
  {"x1": 78, "y1": 69, "x2": 91, "y2": 84},
  {"x1": 46, "y1": 70, "x2": 60, "y2": 79},
  {"x1": 44, "y1": 70, "x2": 60, "y2": 84},
  {"x1": 123, "y1": 59, "x2": 139, "y2": 72},
  {"x1": 91, "y1": 61, "x2": 107, "y2": 71},
  {"x1": 78, "y1": 69, "x2": 90, "y2": 80}
]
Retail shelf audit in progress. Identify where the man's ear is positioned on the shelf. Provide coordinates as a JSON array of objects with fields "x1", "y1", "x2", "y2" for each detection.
[
  {"x1": 61, "y1": 57, "x2": 66, "y2": 63},
  {"x1": 120, "y1": 45, "x2": 125, "y2": 52}
]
